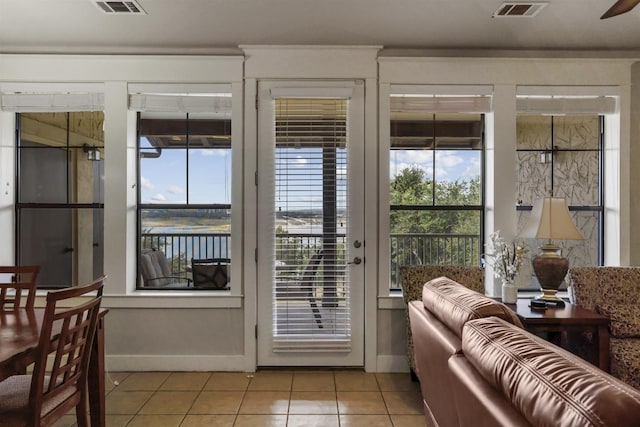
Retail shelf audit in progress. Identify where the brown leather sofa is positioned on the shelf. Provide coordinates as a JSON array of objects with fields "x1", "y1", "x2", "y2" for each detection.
[
  {"x1": 407, "y1": 277, "x2": 523, "y2": 427},
  {"x1": 409, "y1": 276, "x2": 640, "y2": 427},
  {"x1": 450, "y1": 317, "x2": 640, "y2": 427}
]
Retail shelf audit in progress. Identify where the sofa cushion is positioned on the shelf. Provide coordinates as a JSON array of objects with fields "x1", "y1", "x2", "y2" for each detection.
[
  {"x1": 462, "y1": 317, "x2": 640, "y2": 427},
  {"x1": 422, "y1": 276, "x2": 523, "y2": 338},
  {"x1": 597, "y1": 303, "x2": 640, "y2": 338}
]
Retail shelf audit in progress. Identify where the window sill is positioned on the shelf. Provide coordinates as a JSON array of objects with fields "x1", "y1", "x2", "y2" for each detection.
[
  {"x1": 102, "y1": 292, "x2": 243, "y2": 308},
  {"x1": 378, "y1": 294, "x2": 405, "y2": 310}
]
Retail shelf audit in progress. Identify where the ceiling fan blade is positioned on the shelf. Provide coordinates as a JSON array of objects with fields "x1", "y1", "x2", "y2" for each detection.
[{"x1": 601, "y1": 0, "x2": 640, "y2": 18}]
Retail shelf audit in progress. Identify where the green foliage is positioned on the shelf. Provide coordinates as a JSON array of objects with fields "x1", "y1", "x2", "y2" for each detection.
[{"x1": 389, "y1": 166, "x2": 481, "y2": 273}]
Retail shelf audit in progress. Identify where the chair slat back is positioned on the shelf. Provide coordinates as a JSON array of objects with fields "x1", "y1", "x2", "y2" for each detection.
[
  {"x1": 0, "y1": 265, "x2": 40, "y2": 310},
  {"x1": 28, "y1": 275, "x2": 105, "y2": 426}
]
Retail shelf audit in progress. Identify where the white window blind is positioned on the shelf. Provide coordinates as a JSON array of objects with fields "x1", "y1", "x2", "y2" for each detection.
[
  {"x1": 516, "y1": 96, "x2": 617, "y2": 115},
  {"x1": 128, "y1": 83, "x2": 232, "y2": 114},
  {"x1": 128, "y1": 94, "x2": 232, "y2": 114},
  {"x1": 272, "y1": 97, "x2": 351, "y2": 352},
  {"x1": 0, "y1": 83, "x2": 105, "y2": 112},
  {"x1": 390, "y1": 95, "x2": 492, "y2": 113},
  {"x1": 1, "y1": 93, "x2": 104, "y2": 112}
]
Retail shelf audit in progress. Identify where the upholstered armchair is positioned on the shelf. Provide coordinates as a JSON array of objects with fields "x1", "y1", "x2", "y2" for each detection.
[
  {"x1": 400, "y1": 265, "x2": 484, "y2": 378},
  {"x1": 569, "y1": 267, "x2": 640, "y2": 389}
]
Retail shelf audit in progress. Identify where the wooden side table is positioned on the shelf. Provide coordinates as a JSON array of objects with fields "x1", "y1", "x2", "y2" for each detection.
[{"x1": 506, "y1": 299, "x2": 610, "y2": 372}]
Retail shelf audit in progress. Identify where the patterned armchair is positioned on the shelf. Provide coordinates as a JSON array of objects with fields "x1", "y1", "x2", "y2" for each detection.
[
  {"x1": 400, "y1": 265, "x2": 484, "y2": 378},
  {"x1": 569, "y1": 267, "x2": 640, "y2": 389}
]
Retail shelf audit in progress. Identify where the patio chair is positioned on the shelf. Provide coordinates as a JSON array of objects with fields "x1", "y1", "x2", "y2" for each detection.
[
  {"x1": 0, "y1": 265, "x2": 40, "y2": 310},
  {"x1": 275, "y1": 250, "x2": 325, "y2": 328},
  {"x1": 0, "y1": 276, "x2": 104, "y2": 427},
  {"x1": 191, "y1": 258, "x2": 230, "y2": 289},
  {"x1": 140, "y1": 249, "x2": 191, "y2": 288}
]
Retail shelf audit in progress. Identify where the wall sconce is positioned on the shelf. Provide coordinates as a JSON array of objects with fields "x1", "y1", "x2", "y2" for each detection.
[
  {"x1": 539, "y1": 151, "x2": 553, "y2": 164},
  {"x1": 83, "y1": 144, "x2": 101, "y2": 161}
]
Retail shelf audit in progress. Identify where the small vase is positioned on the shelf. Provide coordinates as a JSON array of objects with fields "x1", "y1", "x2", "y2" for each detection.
[{"x1": 501, "y1": 280, "x2": 518, "y2": 304}]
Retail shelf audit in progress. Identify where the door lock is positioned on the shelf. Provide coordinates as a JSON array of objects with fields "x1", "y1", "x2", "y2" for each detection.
[{"x1": 353, "y1": 240, "x2": 362, "y2": 248}]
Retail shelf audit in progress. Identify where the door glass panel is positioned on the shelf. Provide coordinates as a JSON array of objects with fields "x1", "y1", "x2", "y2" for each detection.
[{"x1": 272, "y1": 97, "x2": 351, "y2": 352}]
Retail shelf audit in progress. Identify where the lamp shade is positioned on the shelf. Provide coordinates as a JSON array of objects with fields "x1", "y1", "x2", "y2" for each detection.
[{"x1": 519, "y1": 196, "x2": 584, "y2": 241}]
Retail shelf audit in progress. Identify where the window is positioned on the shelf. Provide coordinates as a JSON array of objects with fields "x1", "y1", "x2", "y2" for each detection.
[
  {"x1": 134, "y1": 90, "x2": 233, "y2": 290},
  {"x1": 16, "y1": 112, "x2": 105, "y2": 288},
  {"x1": 516, "y1": 113, "x2": 603, "y2": 289},
  {"x1": 388, "y1": 94, "x2": 486, "y2": 290}
]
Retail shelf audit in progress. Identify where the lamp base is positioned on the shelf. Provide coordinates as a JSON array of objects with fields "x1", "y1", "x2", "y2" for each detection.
[
  {"x1": 532, "y1": 244, "x2": 569, "y2": 302},
  {"x1": 538, "y1": 288, "x2": 564, "y2": 302}
]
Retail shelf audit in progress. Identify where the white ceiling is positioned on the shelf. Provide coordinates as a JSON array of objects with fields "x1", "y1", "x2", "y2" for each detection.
[{"x1": 0, "y1": 0, "x2": 639, "y2": 55}]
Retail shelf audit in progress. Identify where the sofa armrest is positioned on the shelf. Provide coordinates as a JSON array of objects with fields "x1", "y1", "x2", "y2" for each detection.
[{"x1": 448, "y1": 354, "x2": 532, "y2": 427}]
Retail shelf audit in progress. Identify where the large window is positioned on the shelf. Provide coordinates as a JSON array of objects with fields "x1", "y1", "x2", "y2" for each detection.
[
  {"x1": 516, "y1": 113, "x2": 603, "y2": 289},
  {"x1": 388, "y1": 94, "x2": 486, "y2": 290},
  {"x1": 136, "y1": 94, "x2": 233, "y2": 290},
  {"x1": 16, "y1": 112, "x2": 104, "y2": 288}
]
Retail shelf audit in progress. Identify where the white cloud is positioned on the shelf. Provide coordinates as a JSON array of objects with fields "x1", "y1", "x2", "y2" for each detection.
[
  {"x1": 295, "y1": 156, "x2": 307, "y2": 166},
  {"x1": 199, "y1": 149, "x2": 228, "y2": 157},
  {"x1": 435, "y1": 151, "x2": 464, "y2": 168},
  {"x1": 167, "y1": 185, "x2": 184, "y2": 194},
  {"x1": 461, "y1": 157, "x2": 481, "y2": 179},
  {"x1": 151, "y1": 193, "x2": 166, "y2": 202},
  {"x1": 140, "y1": 176, "x2": 155, "y2": 190}
]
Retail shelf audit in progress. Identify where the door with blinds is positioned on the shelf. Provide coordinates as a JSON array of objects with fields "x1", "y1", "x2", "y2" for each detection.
[{"x1": 256, "y1": 81, "x2": 365, "y2": 366}]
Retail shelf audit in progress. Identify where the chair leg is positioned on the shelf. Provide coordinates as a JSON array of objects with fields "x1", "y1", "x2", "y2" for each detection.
[
  {"x1": 309, "y1": 299, "x2": 324, "y2": 328},
  {"x1": 75, "y1": 393, "x2": 90, "y2": 427}
]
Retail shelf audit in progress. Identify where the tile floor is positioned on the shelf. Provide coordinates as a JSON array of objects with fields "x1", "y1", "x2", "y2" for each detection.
[{"x1": 54, "y1": 369, "x2": 426, "y2": 427}]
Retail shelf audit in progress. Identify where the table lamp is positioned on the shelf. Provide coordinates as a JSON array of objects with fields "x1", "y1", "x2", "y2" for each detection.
[{"x1": 519, "y1": 196, "x2": 584, "y2": 301}]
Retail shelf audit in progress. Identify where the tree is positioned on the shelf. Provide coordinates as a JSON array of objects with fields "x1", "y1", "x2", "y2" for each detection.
[{"x1": 389, "y1": 166, "x2": 481, "y2": 268}]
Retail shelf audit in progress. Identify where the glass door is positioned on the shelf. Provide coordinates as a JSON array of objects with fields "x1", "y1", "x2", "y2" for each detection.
[{"x1": 256, "y1": 81, "x2": 365, "y2": 366}]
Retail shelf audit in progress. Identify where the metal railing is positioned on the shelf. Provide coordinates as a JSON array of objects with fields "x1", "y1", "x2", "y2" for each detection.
[
  {"x1": 390, "y1": 233, "x2": 480, "y2": 289},
  {"x1": 140, "y1": 231, "x2": 480, "y2": 289},
  {"x1": 141, "y1": 232, "x2": 231, "y2": 274}
]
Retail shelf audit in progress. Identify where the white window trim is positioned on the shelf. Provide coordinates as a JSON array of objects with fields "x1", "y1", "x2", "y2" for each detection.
[
  {"x1": 378, "y1": 83, "x2": 492, "y2": 305},
  {"x1": 129, "y1": 82, "x2": 244, "y2": 302}
]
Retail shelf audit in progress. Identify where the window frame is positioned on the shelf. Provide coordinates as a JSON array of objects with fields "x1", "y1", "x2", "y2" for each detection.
[
  {"x1": 515, "y1": 114, "x2": 605, "y2": 290},
  {"x1": 379, "y1": 85, "x2": 490, "y2": 300},
  {"x1": 131, "y1": 83, "x2": 243, "y2": 296},
  {"x1": 15, "y1": 111, "x2": 105, "y2": 289}
]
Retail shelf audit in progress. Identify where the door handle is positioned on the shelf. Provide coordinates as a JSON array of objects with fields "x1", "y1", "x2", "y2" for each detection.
[
  {"x1": 348, "y1": 257, "x2": 362, "y2": 265},
  {"x1": 63, "y1": 247, "x2": 74, "y2": 253}
]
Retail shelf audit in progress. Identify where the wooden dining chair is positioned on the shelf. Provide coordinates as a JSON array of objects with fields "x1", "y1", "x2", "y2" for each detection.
[
  {"x1": 0, "y1": 275, "x2": 105, "y2": 427},
  {"x1": 0, "y1": 265, "x2": 40, "y2": 310}
]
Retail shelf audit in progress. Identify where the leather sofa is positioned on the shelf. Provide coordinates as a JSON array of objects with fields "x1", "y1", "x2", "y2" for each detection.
[
  {"x1": 409, "y1": 276, "x2": 640, "y2": 427},
  {"x1": 407, "y1": 276, "x2": 523, "y2": 427},
  {"x1": 400, "y1": 265, "x2": 484, "y2": 379}
]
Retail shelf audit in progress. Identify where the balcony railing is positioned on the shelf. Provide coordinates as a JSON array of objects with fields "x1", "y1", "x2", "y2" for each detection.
[
  {"x1": 390, "y1": 233, "x2": 480, "y2": 289},
  {"x1": 140, "y1": 232, "x2": 480, "y2": 290}
]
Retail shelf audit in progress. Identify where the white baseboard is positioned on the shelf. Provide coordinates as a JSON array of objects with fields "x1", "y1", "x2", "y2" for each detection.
[
  {"x1": 106, "y1": 355, "x2": 254, "y2": 372},
  {"x1": 376, "y1": 355, "x2": 410, "y2": 373},
  {"x1": 106, "y1": 354, "x2": 409, "y2": 373}
]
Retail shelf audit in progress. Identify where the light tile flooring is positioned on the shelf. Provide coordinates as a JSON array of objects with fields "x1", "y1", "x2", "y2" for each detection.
[{"x1": 55, "y1": 370, "x2": 426, "y2": 427}]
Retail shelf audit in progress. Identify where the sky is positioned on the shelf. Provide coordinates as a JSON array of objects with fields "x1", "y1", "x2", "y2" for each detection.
[
  {"x1": 139, "y1": 141, "x2": 480, "y2": 207},
  {"x1": 140, "y1": 140, "x2": 231, "y2": 205},
  {"x1": 390, "y1": 149, "x2": 481, "y2": 182}
]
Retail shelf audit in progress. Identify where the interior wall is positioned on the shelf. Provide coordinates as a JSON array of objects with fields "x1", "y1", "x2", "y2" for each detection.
[
  {"x1": 1, "y1": 52, "x2": 638, "y2": 374},
  {"x1": 631, "y1": 62, "x2": 640, "y2": 266}
]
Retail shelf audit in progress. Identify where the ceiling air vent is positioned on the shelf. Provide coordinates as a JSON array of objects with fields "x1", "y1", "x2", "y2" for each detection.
[
  {"x1": 492, "y1": 2, "x2": 548, "y2": 18},
  {"x1": 92, "y1": 1, "x2": 147, "y2": 14}
]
